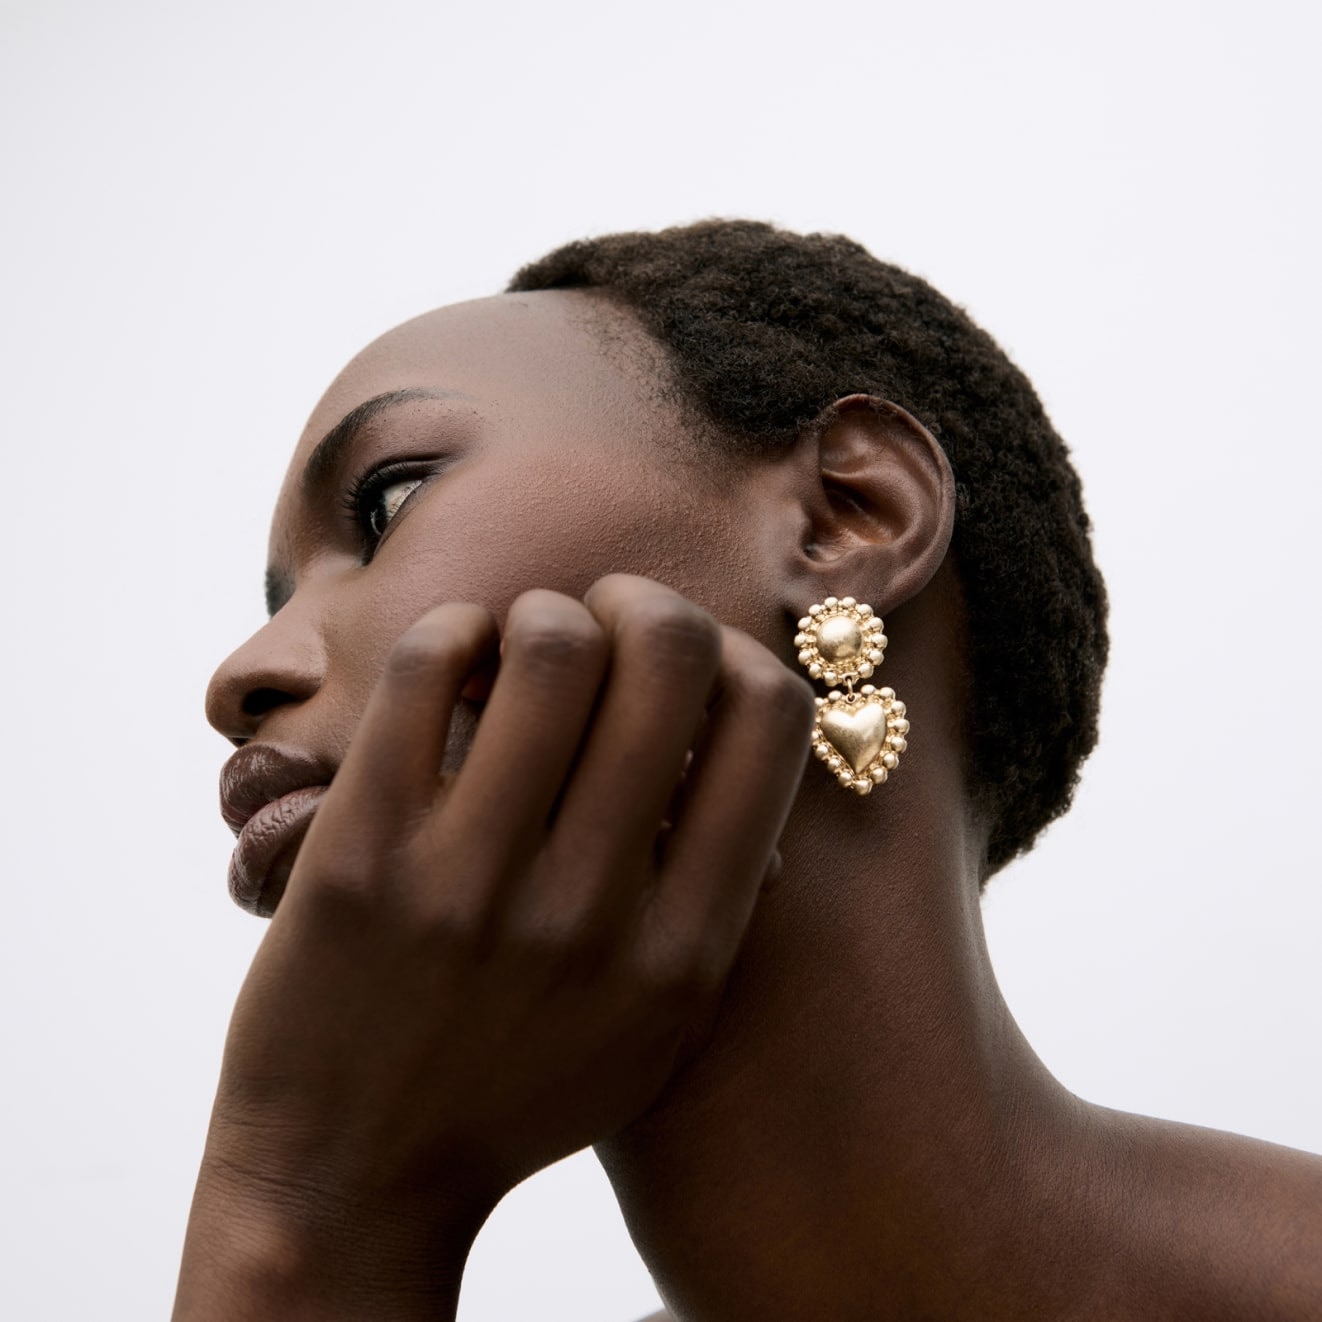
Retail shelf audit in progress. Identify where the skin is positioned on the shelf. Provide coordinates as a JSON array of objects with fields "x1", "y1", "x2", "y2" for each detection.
[{"x1": 181, "y1": 290, "x2": 1322, "y2": 1321}]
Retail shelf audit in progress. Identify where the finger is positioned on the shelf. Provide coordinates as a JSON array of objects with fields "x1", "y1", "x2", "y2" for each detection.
[
  {"x1": 298, "y1": 602, "x2": 498, "y2": 865},
  {"x1": 438, "y1": 590, "x2": 609, "y2": 867},
  {"x1": 549, "y1": 575, "x2": 722, "y2": 900},
  {"x1": 648, "y1": 626, "x2": 815, "y2": 956}
]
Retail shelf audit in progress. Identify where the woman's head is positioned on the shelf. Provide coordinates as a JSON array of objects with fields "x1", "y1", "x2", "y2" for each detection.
[
  {"x1": 206, "y1": 219, "x2": 1106, "y2": 893},
  {"x1": 508, "y1": 220, "x2": 1109, "y2": 873}
]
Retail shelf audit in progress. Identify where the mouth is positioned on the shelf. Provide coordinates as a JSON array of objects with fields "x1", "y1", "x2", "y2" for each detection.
[
  {"x1": 227, "y1": 784, "x2": 329, "y2": 916},
  {"x1": 219, "y1": 743, "x2": 337, "y2": 917}
]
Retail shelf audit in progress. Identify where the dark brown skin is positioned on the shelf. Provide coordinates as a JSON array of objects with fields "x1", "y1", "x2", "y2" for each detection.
[{"x1": 181, "y1": 291, "x2": 1322, "y2": 1321}]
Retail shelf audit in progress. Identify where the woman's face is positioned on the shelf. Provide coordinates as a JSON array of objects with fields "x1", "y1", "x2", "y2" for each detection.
[{"x1": 205, "y1": 292, "x2": 780, "y2": 887}]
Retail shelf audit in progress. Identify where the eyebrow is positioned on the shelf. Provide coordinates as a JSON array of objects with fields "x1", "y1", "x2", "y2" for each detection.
[
  {"x1": 264, "y1": 386, "x2": 471, "y2": 617},
  {"x1": 299, "y1": 387, "x2": 469, "y2": 501}
]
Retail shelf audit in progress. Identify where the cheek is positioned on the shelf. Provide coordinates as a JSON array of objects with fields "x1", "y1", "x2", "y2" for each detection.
[
  {"x1": 373, "y1": 454, "x2": 741, "y2": 620},
  {"x1": 316, "y1": 453, "x2": 767, "y2": 743}
]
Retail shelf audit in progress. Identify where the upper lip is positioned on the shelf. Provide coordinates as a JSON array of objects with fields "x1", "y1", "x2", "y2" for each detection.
[{"x1": 219, "y1": 743, "x2": 337, "y2": 836}]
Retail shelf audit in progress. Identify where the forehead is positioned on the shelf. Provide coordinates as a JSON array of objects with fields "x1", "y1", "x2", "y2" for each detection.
[
  {"x1": 288, "y1": 289, "x2": 658, "y2": 480},
  {"x1": 264, "y1": 288, "x2": 712, "y2": 615}
]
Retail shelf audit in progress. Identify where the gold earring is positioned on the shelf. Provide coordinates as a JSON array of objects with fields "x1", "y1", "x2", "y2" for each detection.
[{"x1": 795, "y1": 596, "x2": 909, "y2": 795}]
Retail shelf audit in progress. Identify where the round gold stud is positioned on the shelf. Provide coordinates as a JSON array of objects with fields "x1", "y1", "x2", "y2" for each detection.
[{"x1": 794, "y1": 597, "x2": 888, "y2": 687}]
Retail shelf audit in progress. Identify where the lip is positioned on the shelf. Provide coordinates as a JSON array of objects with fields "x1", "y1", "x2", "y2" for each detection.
[{"x1": 219, "y1": 743, "x2": 336, "y2": 915}]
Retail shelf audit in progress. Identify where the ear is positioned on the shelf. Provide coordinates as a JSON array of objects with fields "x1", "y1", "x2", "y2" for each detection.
[{"x1": 796, "y1": 394, "x2": 955, "y2": 615}]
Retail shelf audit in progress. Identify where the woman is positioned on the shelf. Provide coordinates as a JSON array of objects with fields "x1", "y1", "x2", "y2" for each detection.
[{"x1": 175, "y1": 220, "x2": 1322, "y2": 1320}]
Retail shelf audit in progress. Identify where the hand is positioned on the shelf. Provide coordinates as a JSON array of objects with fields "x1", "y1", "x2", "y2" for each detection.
[{"x1": 175, "y1": 575, "x2": 815, "y2": 1318}]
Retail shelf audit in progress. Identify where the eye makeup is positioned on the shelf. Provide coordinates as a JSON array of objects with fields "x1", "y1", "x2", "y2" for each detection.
[{"x1": 339, "y1": 456, "x2": 455, "y2": 563}]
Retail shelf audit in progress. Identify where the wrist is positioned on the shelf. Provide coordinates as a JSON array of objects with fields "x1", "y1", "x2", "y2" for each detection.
[{"x1": 173, "y1": 1152, "x2": 492, "y2": 1322}]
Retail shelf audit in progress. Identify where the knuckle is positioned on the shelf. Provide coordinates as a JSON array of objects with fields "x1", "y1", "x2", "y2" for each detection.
[
  {"x1": 506, "y1": 602, "x2": 606, "y2": 678},
  {"x1": 503, "y1": 909, "x2": 566, "y2": 959},
  {"x1": 649, "y1": 962, "x2": 711, "y2": 1018},
  {"x1": 584, "y1": 571, "x2": 651, "y2": 608},
  {"x1": 503, "y1": 905, "x2": 603, "y2": 972},
  {"x1": 621, "y1": 596, "x2": 721, "y2": 668},
  {"x1": 735, "y1": 658, "x2": 817, "y2": 731},
  {"x1": 403, "y1": 833, "x2": 488, "y2": 947},
  {"x1": 385, "y1": 623, "x2": 464, "y2": 685},
  {"x1": 641, "y1": 936, "x2": 720, "y2": 1014},
  {"x1": 415, "y1": 898, "x2": 483, "y2": 953},
  {"x1": 309, "y1": 863, "x2": 484, "y2": 955},
  {"x1": 298, "y1": 853, "x2": 379, "y2": 916},
  {"x1": 299, "y1": 829, "x2": 476, "y2": 936}
]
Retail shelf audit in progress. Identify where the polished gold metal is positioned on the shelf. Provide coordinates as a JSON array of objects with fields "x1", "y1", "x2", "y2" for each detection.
[{"x1": 796, "y1": 596, "x2": 909, "y2": 795}]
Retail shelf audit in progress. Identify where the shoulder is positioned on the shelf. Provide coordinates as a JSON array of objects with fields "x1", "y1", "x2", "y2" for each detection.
[{"x1": 1089, "y1": 1108, "x2": 1322, "y2": 1314}]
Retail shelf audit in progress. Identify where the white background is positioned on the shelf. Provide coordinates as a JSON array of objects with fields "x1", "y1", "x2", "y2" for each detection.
[{"x1": 2, "y1": 1, "x2": 1319, "y2": 1318}]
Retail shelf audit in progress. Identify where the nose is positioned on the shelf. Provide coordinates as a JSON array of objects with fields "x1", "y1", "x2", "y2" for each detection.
[{"x1": 205, "y1": 603, "x2": 326, "y2": 747}]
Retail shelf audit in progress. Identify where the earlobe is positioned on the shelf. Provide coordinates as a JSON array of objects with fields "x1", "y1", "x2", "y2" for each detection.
[{"x1": 800, "y1": 394, "x2": 955, "y2": 615}]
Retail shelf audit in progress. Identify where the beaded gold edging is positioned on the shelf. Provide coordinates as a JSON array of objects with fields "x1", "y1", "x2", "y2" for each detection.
[
  {"x1": 794, "y1": 595, "x2": 887, "y2": 687},
  {"x1": 811, "y1": 685, "x2": 910, "y2": 795}
]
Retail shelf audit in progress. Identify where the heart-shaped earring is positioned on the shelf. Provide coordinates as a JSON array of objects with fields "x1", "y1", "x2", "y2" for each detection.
[{"x1": 795, "y1": 596, "x2": 909, "y2": 795}]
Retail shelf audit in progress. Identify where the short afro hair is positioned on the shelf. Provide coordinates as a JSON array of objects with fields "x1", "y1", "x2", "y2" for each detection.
[{"x1": 508, "y1": 219, "x2": 1108, "y2": 876}]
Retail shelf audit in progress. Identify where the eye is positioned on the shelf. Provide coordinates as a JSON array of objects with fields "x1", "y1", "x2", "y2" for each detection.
[
  {"x1": 366, "y1": 477, "x2": 421, "y2": 540},
  {"x1": 341, "y1": 462, "x2": 429, "y2": 558}
]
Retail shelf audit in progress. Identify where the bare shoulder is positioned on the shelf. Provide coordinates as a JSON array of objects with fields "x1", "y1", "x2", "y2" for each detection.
[
  {"x1": 1092, "y1": 1106, "x2": 1322, "y2": 1315},
  {"x1": 1111, "y1": 1108, "x2": 1322, "y2": 1219}
]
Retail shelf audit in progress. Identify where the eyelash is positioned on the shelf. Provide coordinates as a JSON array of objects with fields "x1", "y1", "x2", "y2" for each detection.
[{"x1": 340, "y1": 460, "x2": 432, "y2": 560}]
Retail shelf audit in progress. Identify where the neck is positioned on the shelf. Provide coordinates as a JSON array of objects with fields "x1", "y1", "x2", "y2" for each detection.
[{"x1": 597, "y1": 751, "x2": 1076, "y2": 1319}]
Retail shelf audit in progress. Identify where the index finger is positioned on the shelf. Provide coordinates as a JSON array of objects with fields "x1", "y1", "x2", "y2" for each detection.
[{"x1": 288, "y1": 601, "x2": 498, "y2": 895}]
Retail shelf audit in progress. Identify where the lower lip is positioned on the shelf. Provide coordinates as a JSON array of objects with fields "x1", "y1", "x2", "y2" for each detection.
[{"x1": 228, "y1": 785, "x2": 329, "y2": 916}]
